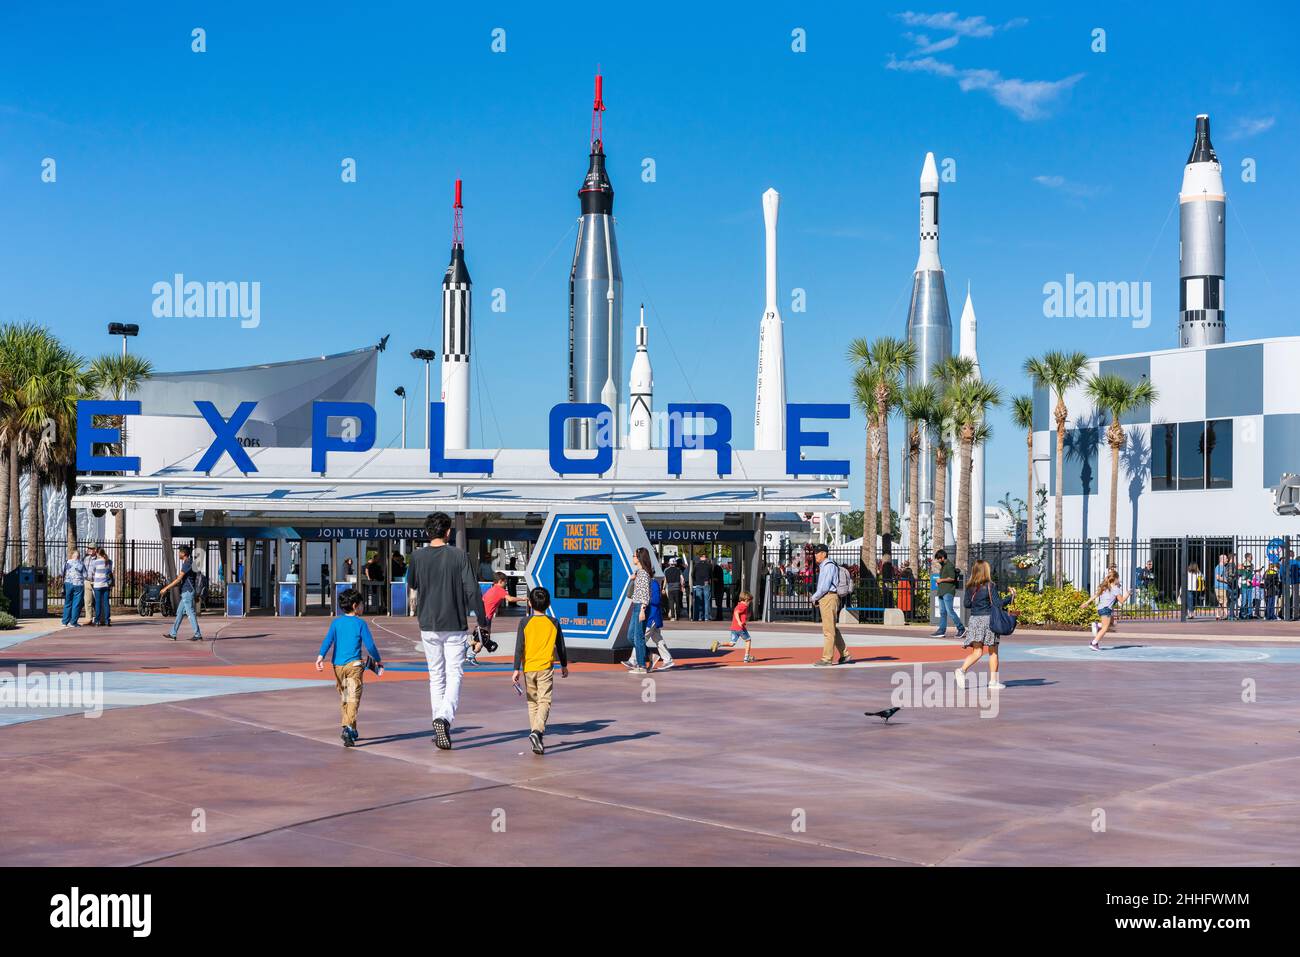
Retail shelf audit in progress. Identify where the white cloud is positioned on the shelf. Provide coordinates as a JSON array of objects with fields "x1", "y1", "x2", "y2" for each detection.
[
  {"x1": 1033, "y1": 174, "x2": 1103, "y2": 199},
  {"x1": 887, "y1": 55, "x2": 1083, "y2": 120},
  {"x1": 1227, "y1": 116, "x2": 1275, "y2": 140},
  {"x1": 895, "y1": 11, "x2": 1028, "y2": 55}
]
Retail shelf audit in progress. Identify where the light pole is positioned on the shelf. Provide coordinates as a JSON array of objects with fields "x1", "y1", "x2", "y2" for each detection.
[
  {"x1": 394, "y1": 386, "x2": 407, "y2": 449},
  {"x1": 107, "y1": 322, "x2": 139, "y2": 359},
  {"x1": 411, "y1": 349, "x2": 436, "y2": 448}
]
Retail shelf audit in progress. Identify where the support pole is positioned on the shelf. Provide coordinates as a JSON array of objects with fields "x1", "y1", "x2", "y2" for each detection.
[{"x1": 748, "y1": 512, "x2": 765, "y2": 616}]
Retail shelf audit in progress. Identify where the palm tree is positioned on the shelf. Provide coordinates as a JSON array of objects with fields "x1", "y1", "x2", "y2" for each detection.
[
  {"x1": 948, "y1": 377, "x2": 1002, "y2": 574},
  {"x1": 1010, "y1": 394, "x2": 1036, "y2": 545},
  {"x1": 11, "y1": 332, "x2": 89, "y2": 566},
  {"x1": 850, "y1": 364, "x2": 881, "y2": 571},
  {"x1": 930, "y1": 356, "x2": 975, "y2": 555},
  {"x1": 929, "y1": 395, "x2": 954, "y2": 558},
  {"x1": 853, "y1": 337, "x2": 916, "y2": 560},
  {"x1": 89, "y1": 353, "x2": 154, "y2": 569},
  {"x1": 897, "y1": 382, "x2": 937, "y2": 569},
  {"x1": 0, "y1": 323, "x2": 40, "y2": 572},
  {"x1": 1023, "y1": 351, "x2": 1089, "y2": 586},
  {"x1": 1085, "y1": 373, "x2": 1159, "y2": 568}
]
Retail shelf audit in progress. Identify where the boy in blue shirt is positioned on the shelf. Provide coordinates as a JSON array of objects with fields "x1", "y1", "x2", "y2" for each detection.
[{"x1": 315, "y1": 588, "x2": 382, "y2": 747}]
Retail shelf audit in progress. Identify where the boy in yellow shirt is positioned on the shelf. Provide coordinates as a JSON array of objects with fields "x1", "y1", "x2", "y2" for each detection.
[{"x1": 511, "y1": 586, "x2": 569, "y2": 755}]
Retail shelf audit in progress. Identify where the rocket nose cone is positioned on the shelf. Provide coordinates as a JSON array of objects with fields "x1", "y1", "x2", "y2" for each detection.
[
  {"x1": 920, "y1": 151, "x2": 939, "y2": 189},
  {"x1": 580, "y1": 150, "x2": 614, "y2": 214},
  {"x1": 1188, "y1": 114, "x2": 1218, "y2": 165}
]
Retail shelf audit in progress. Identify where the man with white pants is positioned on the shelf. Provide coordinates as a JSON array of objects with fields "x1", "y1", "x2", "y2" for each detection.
[{"x1": 407, "y1": 512, "x2": 487, "y2": 750}]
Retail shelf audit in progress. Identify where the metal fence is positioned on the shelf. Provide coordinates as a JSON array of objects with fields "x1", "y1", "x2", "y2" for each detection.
[
  {"x1": 761, "y1": 544, "x2": 933, "y2": 625},
  {"x1": 12, "y1": 539, "x2": 226, "y2": 612},
  {"x1": 976, "y1": 536, "x2": 1300, "y2": 622},
  {"x1": 763, "y1": 535, "x2": 1300, "y2": 625},
  {"x1": 17, "y1": 534, "x2": 1300, "y2": 625}
]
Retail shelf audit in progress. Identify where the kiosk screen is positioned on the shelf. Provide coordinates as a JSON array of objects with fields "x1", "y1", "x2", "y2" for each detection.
[{"x1": 554, "y1": 555, "x2": 613, "y2": 600}]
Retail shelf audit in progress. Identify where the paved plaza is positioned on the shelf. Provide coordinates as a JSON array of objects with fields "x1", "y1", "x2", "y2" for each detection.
[{"x1": 3, "y1": 613, "x2": 1299, "y2": 866}]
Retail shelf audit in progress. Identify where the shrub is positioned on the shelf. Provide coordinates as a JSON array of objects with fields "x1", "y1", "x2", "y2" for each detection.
[
  {"x1": 1007, "y1": 584, "x2": 1098, "y2": 627},
  {"x1": 0, "y1": 611, "x2": 16, "y2": 630}
]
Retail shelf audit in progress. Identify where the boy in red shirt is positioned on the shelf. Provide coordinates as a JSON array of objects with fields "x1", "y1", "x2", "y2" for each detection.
[
  {"x1": 470, "y1": 572, "x2": 525, "y2": 665},
  {"x1": 710, "y1": 590, "x2": 754, "y2": 662}
]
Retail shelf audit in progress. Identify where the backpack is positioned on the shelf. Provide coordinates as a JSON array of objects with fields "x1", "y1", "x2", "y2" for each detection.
[{"x1": 829, "y1": 560, "x2": 853, "y2": 598}]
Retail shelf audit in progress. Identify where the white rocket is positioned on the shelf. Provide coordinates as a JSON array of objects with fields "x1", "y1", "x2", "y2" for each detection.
[
  {"x1": 753, "y1": 188, "x2": 787, "y2": 451},
  {"x1": 440, "y1": 179, "x2": 471, "y2": 450},
  {"x1": 957, "y1": 285, "x2": 984, "y2": 544},
  {"x1": 628, "y1": 303, "x2": 653, "y2": 450}
]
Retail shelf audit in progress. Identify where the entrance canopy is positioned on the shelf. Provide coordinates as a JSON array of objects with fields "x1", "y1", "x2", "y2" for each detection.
[{"x1": 74, "y1": 447, "x2": 851, "y2": 516}]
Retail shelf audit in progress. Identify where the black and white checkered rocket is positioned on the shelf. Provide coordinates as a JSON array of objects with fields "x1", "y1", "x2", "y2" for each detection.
[{"x1": 440, "y1": 179, "x2": 471, "y2": 450}]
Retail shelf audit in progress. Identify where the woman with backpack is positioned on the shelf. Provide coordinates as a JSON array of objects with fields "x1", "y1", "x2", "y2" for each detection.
[{"x1": 954, "y1": 560, "x2": 1013, "y2": 691}]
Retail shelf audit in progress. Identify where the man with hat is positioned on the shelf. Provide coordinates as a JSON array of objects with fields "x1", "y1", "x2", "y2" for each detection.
[{"x1": 811, "y1": 543, "x2": 852, "y2": 667}]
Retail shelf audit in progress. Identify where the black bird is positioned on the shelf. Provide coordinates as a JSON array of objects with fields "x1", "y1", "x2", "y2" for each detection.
[{"x1": 864, "y1": 707, "x2": 901, "y2": 723}]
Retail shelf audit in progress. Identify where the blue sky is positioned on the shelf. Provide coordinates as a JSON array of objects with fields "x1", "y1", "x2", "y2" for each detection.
[{"x1": 2, "y1": 2, "x2": 1296, "y2": 513}]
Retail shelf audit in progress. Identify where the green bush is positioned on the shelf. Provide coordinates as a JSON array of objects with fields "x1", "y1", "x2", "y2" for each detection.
[
  {"x1": 0, "y1": 611, "x2": 16, "y2": 630},
  {"x1": 1007, "y1": 584, "x2": 1098, "y2": 627}
]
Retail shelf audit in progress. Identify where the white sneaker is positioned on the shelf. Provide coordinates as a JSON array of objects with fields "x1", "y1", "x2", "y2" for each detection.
[
  {"x1": 988, "y1": 680, "x2": 1006, "y2": 691},
  {"x1": 656, "y1": 660, "x2": 675, "y2": 671},
  {"x1": 954, "y1": 668, "x2": 967, "y2": 689},
  {"x1": 622, "y1": 658, "x2": 635, "y2": 669}
]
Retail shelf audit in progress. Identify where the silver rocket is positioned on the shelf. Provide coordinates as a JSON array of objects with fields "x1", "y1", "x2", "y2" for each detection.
[
  {"x1": 628, "y1": 304, "x2": 653, "y2": 450},
  {"x1": 957, "y1": 285, "x2": 984, "y2": 544},
  {"x1": 754, "y1": 188, "x2": 787, "y2": 451},
  {"x1": 567, "y1": 70, "x2": 623, "y2": 449},
  {"x1": 1178, "y1": 114, "x2": 1226, "y2": 348},
  {"x1": 903, "y1": 152, "x2": 953, "y2": 548},
  {"x1": 440, "y1": 178, "x2": 471, "y2": 450}
]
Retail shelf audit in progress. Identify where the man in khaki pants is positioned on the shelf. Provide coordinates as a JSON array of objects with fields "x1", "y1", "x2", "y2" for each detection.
[{"x1": 811, "y1": 543, "x2": 852, "y2": 666}]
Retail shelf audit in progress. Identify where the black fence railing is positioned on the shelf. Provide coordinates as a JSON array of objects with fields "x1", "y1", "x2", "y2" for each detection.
[
  {"x1": 975, "y1": 536, "x2": 1300, "y2": 622},
  {"x1": 17, "y1": 535, "x2": 1300, "y2": 625},
  {"x1": 761, "y1": 545, "x2": 933, "y2": 624},
  {"x1": 14, "y1": 539, "x2": 226, "y2": 611}
]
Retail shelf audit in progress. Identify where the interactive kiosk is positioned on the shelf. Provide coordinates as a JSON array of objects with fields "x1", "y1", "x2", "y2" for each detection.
[{"x1": 525, "y1": 504, "x2": 660, "y2": 660}]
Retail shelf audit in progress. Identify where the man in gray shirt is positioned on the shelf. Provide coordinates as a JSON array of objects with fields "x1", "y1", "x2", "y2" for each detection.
[{"x1": 407, "y1": 512, "x2": 486, "y2": 750}]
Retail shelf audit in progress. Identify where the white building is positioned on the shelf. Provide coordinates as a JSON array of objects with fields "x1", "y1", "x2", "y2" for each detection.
[
  {"x1": 1031, "y1": 336, "x2": 1300, "y2": 539},
  {"x1": 54, "y1": 344, "x2": 381, "y2": 544}
]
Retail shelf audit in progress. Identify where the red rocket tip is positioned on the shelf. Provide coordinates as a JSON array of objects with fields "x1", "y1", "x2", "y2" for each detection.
[
  {"x1": 454, "y1": 179, "x2": 462, "y2": 209},
  {"x1": 589, "y1": 69, "x2": 606, "y2": 149}
]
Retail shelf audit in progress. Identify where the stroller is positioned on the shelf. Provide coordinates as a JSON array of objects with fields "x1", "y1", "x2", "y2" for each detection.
[{"x1": 138, "y1": 583, "x2": 174, "y2": 617}]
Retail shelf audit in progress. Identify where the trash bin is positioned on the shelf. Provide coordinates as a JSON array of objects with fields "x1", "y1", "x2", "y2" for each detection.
[{"x1": 4, "y1": 566, "x2": 48, "y2": 618}]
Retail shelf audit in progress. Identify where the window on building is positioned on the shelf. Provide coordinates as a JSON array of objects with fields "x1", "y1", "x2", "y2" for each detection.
[
  {"x1": 1177, "y1": 421, "x2": 1205, "y2": 490},
  {"x1": 1151, "y1": 420, "x2": 1236, "y2": 492},
  {"x1": 1205, "y1": 419, "x2": 1232, "y2": 489},
  {"x1": 1151, "y1": 423, "x2": 1177, "y2": 491}
]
